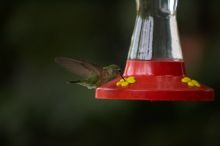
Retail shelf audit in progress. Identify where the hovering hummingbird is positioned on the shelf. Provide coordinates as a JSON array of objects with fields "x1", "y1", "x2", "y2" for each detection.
[{"x1": 55, "y1": 57, "x2": 124, "y2": 89}]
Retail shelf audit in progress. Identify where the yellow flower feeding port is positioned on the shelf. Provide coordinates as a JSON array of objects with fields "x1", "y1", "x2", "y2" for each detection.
[{"x1": 116, "y1": 76, "x2": 136, "y2": 87}]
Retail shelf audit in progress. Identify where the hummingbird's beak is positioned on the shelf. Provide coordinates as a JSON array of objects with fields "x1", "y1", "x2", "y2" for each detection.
[{"x1": 118, "y1": 69, "x2": 126, "y2": 81}]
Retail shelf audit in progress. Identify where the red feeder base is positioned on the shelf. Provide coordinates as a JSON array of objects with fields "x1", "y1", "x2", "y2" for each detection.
[{"x1": 96, "y1": 60, "x2": 214, "y2": 101}]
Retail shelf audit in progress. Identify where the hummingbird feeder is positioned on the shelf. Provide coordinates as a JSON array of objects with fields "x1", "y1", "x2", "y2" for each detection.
[{"x1": 96, "y1": 0, "x2": 214, "y2": 101}]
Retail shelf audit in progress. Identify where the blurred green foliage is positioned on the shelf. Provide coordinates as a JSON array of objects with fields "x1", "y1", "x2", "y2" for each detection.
[{"x1": 0, "y1": 0, "x2": 220, "y2": 146}]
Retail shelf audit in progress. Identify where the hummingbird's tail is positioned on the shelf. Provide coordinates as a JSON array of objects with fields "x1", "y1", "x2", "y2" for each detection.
[{"x1": 66, "y1": 80, "x2": 81, "y2": 84}]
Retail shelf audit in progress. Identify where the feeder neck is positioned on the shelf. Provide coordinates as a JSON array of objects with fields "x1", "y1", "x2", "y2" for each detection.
[{"x1": 128, "y1": 0, "x2": 183, "y2": 60}]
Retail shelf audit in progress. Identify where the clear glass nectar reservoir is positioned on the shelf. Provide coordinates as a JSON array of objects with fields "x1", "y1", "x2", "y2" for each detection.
[{"x1": 128, "y1": 0, "x2": 182, "y2": 60}]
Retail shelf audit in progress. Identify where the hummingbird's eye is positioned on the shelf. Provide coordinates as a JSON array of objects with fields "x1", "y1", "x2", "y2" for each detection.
[{"x1": 115, "y1": 69, "x2": 121, "y2": 72}]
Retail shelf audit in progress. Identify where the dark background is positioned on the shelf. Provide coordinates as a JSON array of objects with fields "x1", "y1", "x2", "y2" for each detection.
[{"x1": 0, "y1": 0, "x2": 220, "y2": 146}]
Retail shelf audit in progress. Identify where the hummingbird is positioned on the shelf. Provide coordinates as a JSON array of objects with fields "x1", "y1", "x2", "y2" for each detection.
[{"x1": 55, "y1": 57, "x2": 124, "y2": 89}]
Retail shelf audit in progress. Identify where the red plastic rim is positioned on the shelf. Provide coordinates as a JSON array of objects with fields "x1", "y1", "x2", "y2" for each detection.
[
  {"x1": 95, "y1": 60, "x2": 215, "y2": 101},
  {"x1": 123, "y1": 59, "x2": 186, "y2": 76}
]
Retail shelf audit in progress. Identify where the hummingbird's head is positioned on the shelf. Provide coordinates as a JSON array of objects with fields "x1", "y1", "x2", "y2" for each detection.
[{"x1": 104, "y1": 64, "x2": 121, "y2": 76}]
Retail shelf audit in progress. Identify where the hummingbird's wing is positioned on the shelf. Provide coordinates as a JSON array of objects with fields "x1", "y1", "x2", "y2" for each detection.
[{"x1": 55, "y1": 57, "x2": 102, "y2": 77}]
